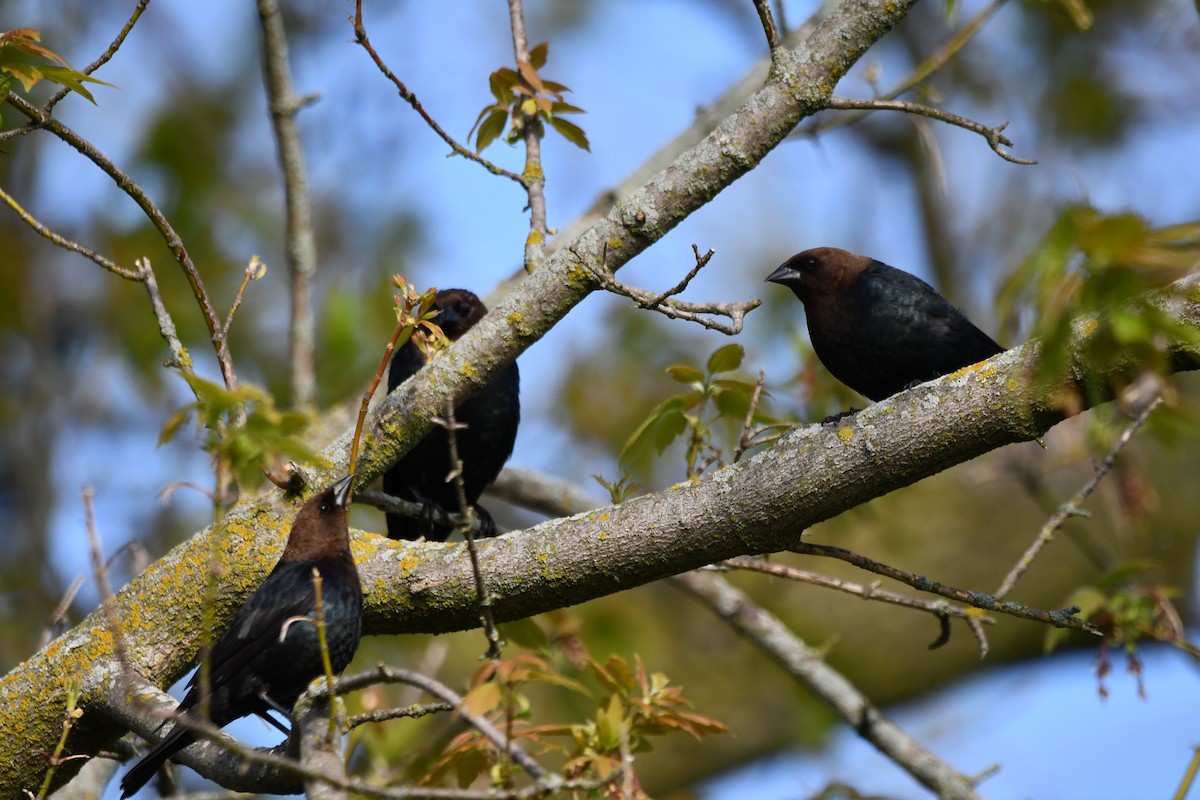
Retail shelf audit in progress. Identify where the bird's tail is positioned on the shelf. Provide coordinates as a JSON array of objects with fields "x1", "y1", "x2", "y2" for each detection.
[{"x1": 119, "y1": 723, "x2": 193, "y2": 798}]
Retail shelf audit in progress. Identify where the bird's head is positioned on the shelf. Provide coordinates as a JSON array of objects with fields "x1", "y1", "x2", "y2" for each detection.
[
  {"x1": 433, "y1": 289, "x2": 489, "y2": 340},
  {"x1": 280, "y1": 473, "x2": 355, "y2": 560},
  {"x1": 765, "y1": 247, "x2": 870, "y2": 303}
]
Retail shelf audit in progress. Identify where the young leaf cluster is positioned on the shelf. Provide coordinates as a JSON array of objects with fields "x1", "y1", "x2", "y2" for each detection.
[
  {"x1": 619, "y1": 344, "x2": 777, "y2": 478},
  {"x1": 998, "y1": 206, "x2": 1200, "y2": 408},
  {"x1": 0, "y1": 28, "x2": 113, "y2": 125},
  {"x1": 159, "y1": 373, "x2": 320, "y2": 492},
  {"x1": 431, "y1": 648, "x2": 726, "y2": 796},
  {"x1": 469, "y1": 42, "x2": 589, "y2": 153}
]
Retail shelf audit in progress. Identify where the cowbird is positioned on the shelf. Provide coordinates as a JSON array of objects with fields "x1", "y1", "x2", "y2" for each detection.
[
  {"x1": 766, "y1": 247, "x2": 1003, "y2": 402},
  {"x1": 383, "y1": 289, "x2": 520, "y2": 541},
  {"x1": 119, "y1": 474, "x2": 362, "y2": 798}
]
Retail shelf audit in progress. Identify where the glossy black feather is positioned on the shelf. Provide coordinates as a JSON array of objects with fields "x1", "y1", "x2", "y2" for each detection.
[
  {"x1": 119, "y1": 476, "x2": 362, "y2": 798},
  {"x1": 383, "y1": 289, "x2": 520, "y2": 541},
  {"x1": 767, "y1": 248, "x2": 1003, "y2": 402}
]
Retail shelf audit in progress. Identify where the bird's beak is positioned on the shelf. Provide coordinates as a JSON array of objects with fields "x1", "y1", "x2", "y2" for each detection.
[
  {"x1": 330, "y1": 474, "x2": 355, "y2": 508},
  {"x1": 765, "y1": 264, "x2": 797, "y2": 285}
]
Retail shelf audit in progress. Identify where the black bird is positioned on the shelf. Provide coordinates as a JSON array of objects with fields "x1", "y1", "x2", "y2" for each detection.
[
  {"x1": 119, "y1": 475, "x2": 362, "y2": 798},
  {"x1": 766, "y1": 247, "x2": 1004, "y2": 402},
  {"x1": 384, "y1": 289, "x2": 520, "y2": 541}
]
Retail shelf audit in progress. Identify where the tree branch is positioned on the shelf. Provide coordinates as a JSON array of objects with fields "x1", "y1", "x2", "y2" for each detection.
[
  {"x1": 826, "y1": 96, "x2": 1036, "y2": 165},
  {"x1": 257, "y1": 0, "x2": 319, "y2": 410},
  {"x1": 674, "y1": 570, "x2": 984, "y2": 800}
]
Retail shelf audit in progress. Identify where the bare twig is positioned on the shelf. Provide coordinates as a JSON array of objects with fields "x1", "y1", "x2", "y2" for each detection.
[
  {"x1": 438, "y1": 403, "x2": 503, "y2": 660},
  {"x1": 793, "y1": 0, "x2": 1010, "y2": 144},
  {"x1": 1175, "y1": 745, "x2": 1200, "y2": 800},
  {"x1": 995, "y1": 395, "x2": 1163, "y2": 599},
  {"x1": 221, "y1": 256, "x2": 264, "y2": 339},
  {"x1": 791, "y1": 542, "x2": 1102, "y2": 635},
  {"x1": 135, "y1": 257, "x2": 195, "y2": 384},
  {"x1": 348, "y1": 702, "x2": 453, "y2": 730},
  {"x1": 3, "y1": 94, "x2": 239, "y2": 392},
  {"x1": 752, "y1": 0, "x2": 783, "y2": 49},
  {"x1": 733, "y1": 369, "x2": 768, "y2": 463},
  {"x1": 674, "y1": 570, "x2": 984, "y2": 800},
  {"x1": 38, "y1": 575, "x2": 84, "y2": 649},
  {"x1": 309, "y1": 568, "x2": 340, "y2": 742},
  {"x1": 0, "y1": 185, "x2": 139, "y2": 279},
  {"x1": 585, "y1": 245, "x2": 761, "y2": 335},
  {"x1": 325, "y1": 665, "x2": 548, "y2": 781},
  {"x1": 826, "y1": 96, "x2": 1036, "y2": 165},
  {"x1": 34, "y1": 682, "x2": 84, "y2": 799},
  {"x1": 507, "y1": 0, "x2": 550, "y2": 272},
  {"x1": 721, "y1": 556, "x2": 996, "y2": 629},
  {"x1": 351, "y1": 1, "x2": 525, "y2": 187},
  {"x1": 82, "y1": 486, "x2": 132, "y2": 672},
  {"x1": 257, "y1": 0, "x2": 318, "y2": 410}
]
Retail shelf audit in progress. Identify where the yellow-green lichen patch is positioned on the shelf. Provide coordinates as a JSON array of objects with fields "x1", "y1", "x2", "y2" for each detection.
[
  {"x1": 1006, "y1": 378, "x2": 1021, "y2": 392},
  {"x1": 837, "y1": 426, "x2": 854, "y2": 445},
  {"x1": 1079, "y1": 318, "x2": 1100, "y2": 337}
]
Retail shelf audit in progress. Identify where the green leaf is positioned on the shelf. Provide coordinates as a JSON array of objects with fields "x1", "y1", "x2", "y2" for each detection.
[
  {"x1": 706, "y1": 343, "x2": 744, "y2": 375},
  {"x1": 528, "y1": 41, "x2": 549, "y2": 70},
  {"x1": 550, "y1": 100, "x2": 585, "y2": 115},
  {"x1": 618, "y1": 397, "x2": 687, "y2": 468},
  {"x1": 498, "y1": 618, "x2": 550, "y2": 652},
  {"x1": 547, "y1": 115, "x2": 590, "y2": 151},
  {"x1": 713, "y1": 388, "x2": 751, "y2": 418},
  {"x1": 665, "y1": 364, "x2": 704, "y2": 385},
  {"x1": 473, "y1": 108, "x2": 508, "y2": 153},
  {"x1": 488, "y1": 67, "x2": 519, "y2": 105}
]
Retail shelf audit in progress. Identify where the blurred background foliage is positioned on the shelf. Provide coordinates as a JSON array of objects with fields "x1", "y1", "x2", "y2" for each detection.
[{"x1": 2, "y1": 0, "x2": 1200, "y2": 795}]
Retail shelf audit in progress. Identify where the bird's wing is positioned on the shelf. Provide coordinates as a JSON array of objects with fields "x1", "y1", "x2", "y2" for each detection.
[{"x1": 183, "y1": 562, "x2": 317, "y2": 698}]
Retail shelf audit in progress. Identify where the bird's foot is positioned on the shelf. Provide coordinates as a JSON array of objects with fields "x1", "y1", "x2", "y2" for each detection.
[{"x1": 820, "y1": 407, "x2": 860, "y2": 425}]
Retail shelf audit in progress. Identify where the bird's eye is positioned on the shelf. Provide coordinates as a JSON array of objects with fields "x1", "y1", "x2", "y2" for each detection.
[
  {"x1": 319, "y1": 500, "x2": 333, "y2": 514},
  {"x1": 800, "y1": 257, "x2": 818, "y2": 272}
]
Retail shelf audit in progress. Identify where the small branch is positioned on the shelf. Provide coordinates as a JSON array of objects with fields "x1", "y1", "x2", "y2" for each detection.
[
  {"x1": 351, "y1": 1, "x2": 525, "y2": 187},
  {"x1": 38, "y1": 575, "x2": 84, "y2": 649},
  {"x1": 0, "y1": 184, "x2": 139, "y2": 279},
  {"x1": 347, "y1": 701, "x2": 453, "y2": 730},
  {"x1": 507, "y1": 0, "x2": 549, "y2": 271},
  {"x1": 437, "y1": 404, "x2": 503, "y2": 660},
  {"x1": 721, "y1": 556, "x2": 995, "y2": 632},
  {"x1": 3, "y1": 93, "x2": 239, "y2": 391},
  {"x1": 585, "y1": 244, "x2": 761, "y2": 335},
  {"x1": 1175, "y1": 745, "x2": 1200, "y2": 800},
  {"x1": 0, "y1": 0, "x2": 150, "y2": 141},
  {"x1": 752, "y1": 0, "x2": 783, "y2": 50},
  {"x1": 34, "y1": 682, "x2": 84, "y2": 799},
  {"x1": 46, "y1": 0, "x2": 150, "y2": 114},
  {"x1": 257, "y1": 0, "x2": 319, "y2": 410},
  {"x1": 323, "y1": 665, "x2": 548, "y2": 782},
  {"x1": 790, "y1": 0, "x2": 1008, "y2": 145},
  {"x1": 295, "y1": 693, "x2": 348, "y2": 800},
  {"x1": 82, "y1": 486, "x2": 130, "y2": 672},
  {"x1": 995, "y1": 395, "x2": 1163, "y2": 599},
  {"x1": 674, "y1": 570, "x2": 984, "y2": 800},
  {"x1": 733, "y1": 369, "x2": 768, "y2": 463},
  {"x1": 135, "y1": 258, "x2": 195, "y2": 386},
  {"x1": 826, "y1": 96, "x2": 1036, "y2": 165},
  {"x1": 221, "y1": 256, "x2": 264, "y2": 339},
  {"x1": 792, "y1": 542, "x2": 1102, "y2": 635},
  {"x1": 310, "y1": 568, "x2": 340, "y2": 742}
]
